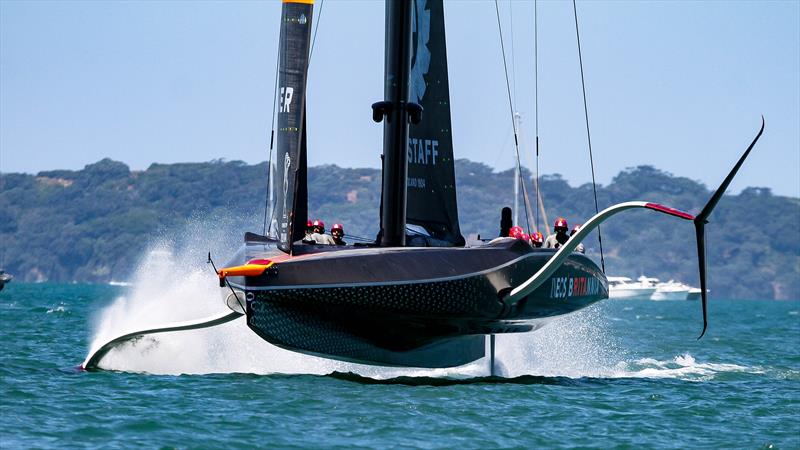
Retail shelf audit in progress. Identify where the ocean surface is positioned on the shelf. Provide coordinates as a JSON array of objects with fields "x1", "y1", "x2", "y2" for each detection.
[{"x1": 1, "y1": 279, "x2": 798, "y2": 448}]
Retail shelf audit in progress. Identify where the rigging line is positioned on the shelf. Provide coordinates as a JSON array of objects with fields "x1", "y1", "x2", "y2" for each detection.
[
  {"x1": 509, "y1": 2, "x2": 534, "y2": 232},
  {"x1": 308, "y1": 0, "x2": 325, "y2": 61},
  {"x1": 572, "y1": 0, "x2": 605, "y2": 272},
  {"x1": 520, "y1": 170, "x2": 536, "y2": 235},
  {"x1": 494, "y1": 0, "x2": 532, "y2": 234},
  {"x1": 515, "y1": 113, "x2": 537, "y2": 234},
  {"x1": 518, "y1": 157, "x2": 535, "y2": 234},
  {"x1": 345, "y1": 233, "x2": 375, "y2": 243},
  {"x1": 264, "y1": 11, "x2": 285, "y2": 237},
  {"x1": 509, "y1": 0, "x2": 517, "y2": 106},
  {"x1": 534, "y1": 0, "x2": 540, "y2": 233},
  {"x1": 491, "y1": 125, "x2": 514, "y2": 168},
  {"x1": 263, "y1": 131, "x2": 274, "y2": 236}
]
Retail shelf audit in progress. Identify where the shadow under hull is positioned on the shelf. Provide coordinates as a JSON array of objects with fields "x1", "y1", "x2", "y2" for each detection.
[{"x1": 227, "y1": 238, "x2": 607, "y2": 368}]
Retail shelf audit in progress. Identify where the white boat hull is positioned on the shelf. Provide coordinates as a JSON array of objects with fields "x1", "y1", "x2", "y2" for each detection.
[
  {"x1": 609, "y1": 287, "x2": 656, "y2": 300},
  {"x1": 686, "y1": 288, "x2": 703, "y2": 301},
  {"x1": 651, "y1": 290, "x2": 689, "y2": 301}
]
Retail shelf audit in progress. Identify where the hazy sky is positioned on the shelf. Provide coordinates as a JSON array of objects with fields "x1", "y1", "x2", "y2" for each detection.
[{"x1": 1, "y1": 0, "x2": 798, "y2": 196}]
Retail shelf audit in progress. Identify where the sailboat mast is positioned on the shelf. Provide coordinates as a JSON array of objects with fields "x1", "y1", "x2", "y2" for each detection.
[
  {"x1": 513, "y1": 168, "x2": 519, "y2": 225},
  {"x1": 513, "y1": 113, "x2": 521, "y2": 226},
  {"x1": 377, "y1": 0, "x2": 415, "y2": 247}
]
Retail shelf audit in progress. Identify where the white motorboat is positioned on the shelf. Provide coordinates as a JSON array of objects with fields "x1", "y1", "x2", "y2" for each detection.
[
  {"x1": 651, "y1": 279, "x2": 691, "y2": 301},
  {"x1": 0, "y1": 270, "x2": 12, "y2": 291},
  {"x1": 686, "y1": 287, "x2": 707, "y2": 300},
  {"x1": 608, "y1": 276, "x2": 657, "y2": 300}
]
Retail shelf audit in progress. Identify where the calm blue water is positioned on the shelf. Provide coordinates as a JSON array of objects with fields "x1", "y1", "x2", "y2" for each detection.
[{"x1": 1, "y1": 282, "x2": 798, "y2": 449}]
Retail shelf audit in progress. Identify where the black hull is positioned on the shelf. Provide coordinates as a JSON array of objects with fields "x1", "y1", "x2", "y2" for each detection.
[{"x1": 229, "y1": 239, "x2": 607, "y2": 368}]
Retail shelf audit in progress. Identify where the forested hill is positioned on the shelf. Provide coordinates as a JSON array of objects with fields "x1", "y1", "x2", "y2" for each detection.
[{"x1": 1, "y1": 158, "x2": 797, "y2": 300}]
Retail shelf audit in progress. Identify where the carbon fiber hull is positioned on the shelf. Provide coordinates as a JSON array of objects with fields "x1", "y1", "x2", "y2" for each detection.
[{"x1": 228, "y1": 238, "x2": 607, "y2": 368}]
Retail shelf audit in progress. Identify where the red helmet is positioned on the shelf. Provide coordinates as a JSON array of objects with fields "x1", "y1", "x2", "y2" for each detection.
[
  {"x1": 554, "y1": 217, "x2": 568, "y2": 231},
  {"x1": 531, "y1": 232, "x2": 544, "y2": 243},
  {"x1": 509, "y1": 226, "x2": 524, "y2": 237},
  {"x1": 312, "y1": 219, "x2": 325, "y2": 232},
  {"x1": 331, "y1": 223, "x2": 344, "y2": 234},
  {"x1": 306, "y1": 219, "x2": 313, "y2": 229},
  {"x1": 571, "y1": 224, "x2": 582, "y2": 234}
]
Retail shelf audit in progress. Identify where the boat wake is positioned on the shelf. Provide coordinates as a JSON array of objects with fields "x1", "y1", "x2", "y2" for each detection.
[
  {"x1": 613, "y1": 354, "x2": 762, "y2": 381},
  {"x1": 86, "y1": 231, "x2": 762, "y2": 382}
]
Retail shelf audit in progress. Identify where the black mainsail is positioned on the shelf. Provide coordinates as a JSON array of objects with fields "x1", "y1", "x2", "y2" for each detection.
[
  {"x1": 406, "y1": 0, "x2": 464, "y2": 246},
  {"x1": 273, "y1": 0, "x2": 314, "y2": 253}
]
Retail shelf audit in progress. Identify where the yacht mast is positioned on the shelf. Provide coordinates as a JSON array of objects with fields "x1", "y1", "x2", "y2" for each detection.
[
  {"x1": 513, "y1": 116, "x2": 520, "y2": 227},
  {"x1": 374, "y1": 0, "x2": 415, "y2": 247}
]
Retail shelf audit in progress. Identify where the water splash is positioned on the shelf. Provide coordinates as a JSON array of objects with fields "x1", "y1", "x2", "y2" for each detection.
[
  {"x1": 85, "y1": 215, "x2": 343, "y2": 375},
  {"x1": 493, "y1": 305, "x2": 624, "y2": 378},
  {"x1": 47, "y1": 304, "x2": 68, "y2": 314}
]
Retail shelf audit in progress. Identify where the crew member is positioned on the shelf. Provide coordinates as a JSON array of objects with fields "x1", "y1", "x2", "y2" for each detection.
[
  {"x1": 544, "y1": 217, "x2": 570, "y2": 249},
  {"x1": 570, "y1": 224, "x2": 585, "y2": 254},
  {"x1": 302, "y1": 219, "x2": 315, "y2": 244},
  {"x1": 531, "y1": 231, "x2": 544, "y2": 248},
  {"x1": 514, "y1": 231, "x2": 531, "y2": 246},
  {"x1": 331, "y1": 223, "x2": 346, "y2": 246},
  {"x1": 311, "y1": 219, "x2": 336, "y2": 245}
]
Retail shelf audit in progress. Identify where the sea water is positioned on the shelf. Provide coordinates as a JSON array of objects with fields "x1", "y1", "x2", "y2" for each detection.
[{"x1": 1, "y1": 259, "x2": 798, "y2": 447}]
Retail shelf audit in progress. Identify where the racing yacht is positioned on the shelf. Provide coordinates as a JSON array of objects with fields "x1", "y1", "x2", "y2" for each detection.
[{"x1": 83, "y1": 0, "x2": 763, "y2": 371}]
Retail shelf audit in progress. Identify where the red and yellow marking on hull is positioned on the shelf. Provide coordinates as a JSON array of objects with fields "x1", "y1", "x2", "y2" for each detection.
[{"x1": 218, "y1": 260, "x2": 275, "y2": 282}]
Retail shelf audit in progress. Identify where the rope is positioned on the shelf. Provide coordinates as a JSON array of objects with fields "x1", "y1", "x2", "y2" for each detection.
[
  {"x1": 572, "y1": 0, "x2": 605, "y2": 272},
  {"x1": 344, "y1": 233, "x2": 374, "y2": 243},
  {"x1": 309, "y1": 0, "x2": 325, "y2": 61},
  {"x1": 494, "y1": 0, "x2": 532, "y2": 234},
  {"x1": 534, "y1": 0, "x2": 540, "y2": 233},
  {"x1": 519, "y1": 165, "x2": 536, "y2": 235}
]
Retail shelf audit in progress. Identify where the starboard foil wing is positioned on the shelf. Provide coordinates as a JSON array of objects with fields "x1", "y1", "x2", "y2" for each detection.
[
  {"x1": 505, "y1": 118, "x2": 765, "y2": 338},
  {"x1": 692, "y1": 116, "x2": 765, "y2": 337}
]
